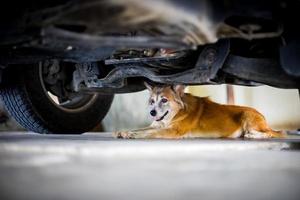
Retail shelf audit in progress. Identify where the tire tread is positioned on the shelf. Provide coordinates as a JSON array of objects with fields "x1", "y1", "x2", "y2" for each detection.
[{"x1": 0, "y1": 86, "x2": 51, "y2": 134}]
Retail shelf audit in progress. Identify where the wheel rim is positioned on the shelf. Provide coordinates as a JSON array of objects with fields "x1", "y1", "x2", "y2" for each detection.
[{"x1": 39, "y1": 61, "x2": 98, "y2": 113}]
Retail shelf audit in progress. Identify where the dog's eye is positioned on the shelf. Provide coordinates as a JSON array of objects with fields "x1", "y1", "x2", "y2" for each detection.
[
  {"x1": 161, "y1": 98, "x2": 168, "y2": 103},
  {"x1": 150, "y1": 99, "x2": 155, "y2": 105}
]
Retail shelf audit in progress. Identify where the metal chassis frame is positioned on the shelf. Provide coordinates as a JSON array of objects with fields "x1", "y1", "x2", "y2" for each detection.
[{"x1": 72, "y1": 38, "x2": 300, "y2": 93}]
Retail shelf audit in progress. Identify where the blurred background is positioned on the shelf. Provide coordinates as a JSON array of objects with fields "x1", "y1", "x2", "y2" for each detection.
[{"x1": 1, "y1": 85, "x2": 299, "y2": 132}]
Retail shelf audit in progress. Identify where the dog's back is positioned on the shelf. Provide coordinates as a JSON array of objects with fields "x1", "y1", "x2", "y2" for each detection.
[{"x1": 171, "y1": 94, "x2": 285, "y2": 138}]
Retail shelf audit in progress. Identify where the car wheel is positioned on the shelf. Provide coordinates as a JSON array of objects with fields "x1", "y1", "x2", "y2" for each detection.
[{"x1": 0, "y1": 61, "x2": 113, "y2": 134}]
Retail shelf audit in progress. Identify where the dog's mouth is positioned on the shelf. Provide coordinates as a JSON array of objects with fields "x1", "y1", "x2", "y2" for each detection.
[{"x1": 155, "y1": 111, "x2": 169, "y2": 121}]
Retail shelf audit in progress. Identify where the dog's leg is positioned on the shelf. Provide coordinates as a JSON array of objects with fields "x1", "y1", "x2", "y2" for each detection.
[
  {"x1": 115, "y1": 128, "x2": 180, "y2": 139},
  {"x1": 113, "y1": 127, "x2": 156, "y2": 139},
  {"x1": 145, "y1": 128, "x2": 181, "y2": 139},
  {"x1": 244, "y1": 129, "x2": 286, "y2": 139}
]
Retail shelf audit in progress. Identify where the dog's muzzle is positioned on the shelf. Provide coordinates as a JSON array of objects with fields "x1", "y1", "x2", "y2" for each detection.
[{"x1": 156, "y1": 111, "x2": 169, "y2": 121}]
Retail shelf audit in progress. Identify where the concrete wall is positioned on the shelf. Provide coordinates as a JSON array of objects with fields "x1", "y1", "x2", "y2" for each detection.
[{"x1": 102, "y1": 91, "x2": 151, "y2": 132}]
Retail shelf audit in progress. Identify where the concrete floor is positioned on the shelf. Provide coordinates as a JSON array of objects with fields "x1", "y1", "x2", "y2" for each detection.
[{"x1": 0, "y1": 132, "x2": 300, "y2": 200}]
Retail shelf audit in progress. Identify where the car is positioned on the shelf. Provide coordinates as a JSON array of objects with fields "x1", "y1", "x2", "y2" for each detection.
[{"x1": 0, "y1": 0, "x2": 299, "y2": 134}]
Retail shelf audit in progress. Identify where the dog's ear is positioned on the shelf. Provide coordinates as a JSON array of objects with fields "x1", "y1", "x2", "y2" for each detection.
[
  {"x1": 172, "y1": 85, "x2": 186, "y2": 97},
  {"x1": 144, "y1": 82, "x2": 153, "y2": 91}
]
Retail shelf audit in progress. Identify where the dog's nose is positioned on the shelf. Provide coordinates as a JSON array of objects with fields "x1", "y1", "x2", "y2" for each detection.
[{"x1": 150, "y1": 110, "x2": 157, "y2": 117}]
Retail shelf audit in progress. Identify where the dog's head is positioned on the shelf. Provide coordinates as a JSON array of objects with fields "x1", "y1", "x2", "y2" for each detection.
[{"x1": 144, "y1": 82, "x2": 186, "y2": 123}]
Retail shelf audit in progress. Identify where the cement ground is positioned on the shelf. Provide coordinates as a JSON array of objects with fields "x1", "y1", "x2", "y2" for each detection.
[{"x1": 0, "y1": 132, "x2": 300, "y2": 200}]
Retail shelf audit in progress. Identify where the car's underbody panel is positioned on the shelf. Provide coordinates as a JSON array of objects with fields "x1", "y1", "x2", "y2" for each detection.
[{"x1": 0, "y1": 0, "x2": 299, "y2": 93}]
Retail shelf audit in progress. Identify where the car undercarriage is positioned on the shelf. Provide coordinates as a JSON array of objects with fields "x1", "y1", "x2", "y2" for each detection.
[
  {"x1": 1, "y1": 0, "x2": 300, "y2": 93},
  {"x1": 0, "y1": 0, "x2": 299, "y2": 134}
]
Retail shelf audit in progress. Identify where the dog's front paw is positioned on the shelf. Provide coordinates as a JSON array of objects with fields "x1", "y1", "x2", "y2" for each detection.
[{"x1": 113, "y1": 131, "x2": 136, "y2": 139}]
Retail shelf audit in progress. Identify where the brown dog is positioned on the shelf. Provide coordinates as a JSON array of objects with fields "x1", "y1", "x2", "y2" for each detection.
[{"x1": 114, "y1": 83, "x2": 285, "y2": 139}]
